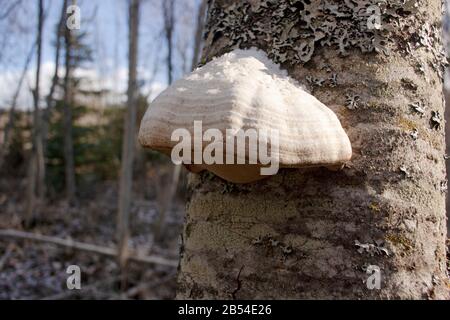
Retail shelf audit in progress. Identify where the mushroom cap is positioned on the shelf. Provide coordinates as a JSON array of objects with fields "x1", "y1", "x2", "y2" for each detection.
[{"x1": 139, "y1": 48, "x2": 352, "y2": 183}]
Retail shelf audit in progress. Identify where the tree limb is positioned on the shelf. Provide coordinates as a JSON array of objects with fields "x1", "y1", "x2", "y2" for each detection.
[{"x1": 0, "y1": 229, "x2": 177, "y2": 267}]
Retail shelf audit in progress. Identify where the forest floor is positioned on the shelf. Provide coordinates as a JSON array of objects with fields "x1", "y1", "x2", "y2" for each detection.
[{"x1": 0, "y1": 174, "x2": 184, "y2": 300}]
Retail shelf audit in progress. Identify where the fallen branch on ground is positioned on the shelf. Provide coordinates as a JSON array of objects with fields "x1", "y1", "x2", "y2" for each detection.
[
  {"x1": 126, "y1": 271, "x2": 177, "y2": 298},
  {"x1": 0, "y1": 229, "x2": 178, "y2": 267}
]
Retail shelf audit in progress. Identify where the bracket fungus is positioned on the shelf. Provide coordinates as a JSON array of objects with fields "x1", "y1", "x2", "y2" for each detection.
[{"x1": 138, "y1": 48, "x2": 352, "y2": 183}]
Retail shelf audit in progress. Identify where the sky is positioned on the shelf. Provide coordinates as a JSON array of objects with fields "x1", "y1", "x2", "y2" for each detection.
[{"x1": 0, "y1": 0, "x2": 198, "y2": 110}]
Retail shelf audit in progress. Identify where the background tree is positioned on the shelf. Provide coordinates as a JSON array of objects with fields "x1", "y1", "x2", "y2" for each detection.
[
  {"x1": 63, "y1": 0, "x2": 77, "y2": 202},
  {"x1": 117, "y1": 0, "x2": 141, "y2": 273},
  {"x1": 162, "y1": 0, "x2": 175, "y2": 85},
  {"x1": 42, "y1": 0, "x2": 68, "y2": 153},
  {"x1": 177, "y1": 0, "x2": 449, "y2": 299},
  {"x1": 0, "y1": 0, "x2": 39, "y2": 174},
  {"x1": 154, "y1": 0, "x2": 177, "y2": 242},
  {"x1": 33, "y1": 0, "x2": 46, "y2": 201},
  {"x1": 0, "y1": 42, "x2": 34, "y2": 170},
  {"x1": 25, "y1": 0, "x2": 45, "y2": 226}
]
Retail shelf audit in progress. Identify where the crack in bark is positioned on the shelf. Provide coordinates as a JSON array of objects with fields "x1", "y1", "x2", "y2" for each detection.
[{"x1": 231, "y1": 265, "x2": 244, "y2": 300}]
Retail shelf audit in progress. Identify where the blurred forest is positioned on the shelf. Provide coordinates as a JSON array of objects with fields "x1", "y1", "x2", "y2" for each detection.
[
  {"x1": 0, "y1": 0, "x2": 449, "y2": 300},
  {"x1": 0, "y1": 0, "x2": 206, "y2": 299}
]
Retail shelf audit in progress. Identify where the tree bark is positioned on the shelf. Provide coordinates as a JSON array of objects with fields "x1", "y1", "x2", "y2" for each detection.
[
  {"x1": 117, "y1": 0, "x2": 140, "y2": 268},
  {"x1": 177, "y1": 0, "x2": 449, "y2": 299},
  {"x1": 445, "y1": 88, "x2": 450, "y2": 234},
  {"x1": 63, "y1": 0, "x2": 77, "y2": 202},
  {"x1": 444, "y1": 0, "x2": 450, "y2": 236}
]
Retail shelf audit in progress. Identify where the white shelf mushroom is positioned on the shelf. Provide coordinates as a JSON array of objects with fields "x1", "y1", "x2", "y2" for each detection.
[{"x1": 138, "y1": 48, "x2": 352, "y2": 183}]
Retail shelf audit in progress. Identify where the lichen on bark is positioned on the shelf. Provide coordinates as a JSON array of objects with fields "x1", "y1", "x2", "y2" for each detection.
[{"x1": 177, "y1": 0, "x2": 449, "y2": 299}]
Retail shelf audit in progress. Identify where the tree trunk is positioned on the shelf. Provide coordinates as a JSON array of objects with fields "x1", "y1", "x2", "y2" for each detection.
[
  {"x1": 117, "y1": 0, "x2": 140, "y2": 269},
  {"x1": 33, "y1": 0, "x2": 46, "y2": 200},
  {"x1": 25, "y1": 0, "x2": 45, "y2": 226},
  {"x1": 24, "y1": 153, "x2": 37, "y2": 226},
  {"x1": 42, "y1": 0, "x2": 67, "y2": 153},
  {"x1": 155, "y1": 0, "x2": 177, "y2": 242},
  {"x1": 177, "y1": 0, "x2": 449, "y2": 299},
  {"x1": 63, "y1": 0, "x2": 77, "y2": 202},
  {"x1": 162, "y1": 0, "x2": 174, "y2": 85}
]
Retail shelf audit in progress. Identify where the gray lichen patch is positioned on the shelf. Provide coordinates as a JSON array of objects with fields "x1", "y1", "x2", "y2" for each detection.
[
  {"x1": 203, "y1": 0, "x2": 439, "y2": 69},
  {"x1": 411, "y1": 21, "x2": 448, "y2": 79}
]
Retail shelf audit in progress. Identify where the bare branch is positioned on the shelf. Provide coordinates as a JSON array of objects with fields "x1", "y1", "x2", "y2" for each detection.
[
  {"x1": 0, "y1": 0, "x2": 22, "y2": 20},
  {"x1": 0, "y1": 229, "x2": 178, "y2": 267},
  {"x1": 0, "y1": 41, "x2": 35, "y2": 169}
]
